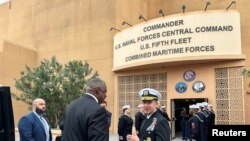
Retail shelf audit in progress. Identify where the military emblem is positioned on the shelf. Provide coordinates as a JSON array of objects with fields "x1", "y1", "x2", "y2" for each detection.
[
  {"x1": 146, "y1": 118, "x2": 157, "y2": 131},
  {"x1": 143, "y1": 90, "x2": 149, "y2": 96},
  {"x1": 175, "y1": 82, "x2": 187, "y2": 93},
  {"x1": 183, "y1": 70, "x2": 196, "y2": 82},
  {"x1": 192, "y1": 81, "x2": 205, "y2": 93}
]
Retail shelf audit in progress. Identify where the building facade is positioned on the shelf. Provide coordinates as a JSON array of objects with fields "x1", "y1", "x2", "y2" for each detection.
[{"x1": 0, "y1": 0, "x2": 250, "y2": 135}]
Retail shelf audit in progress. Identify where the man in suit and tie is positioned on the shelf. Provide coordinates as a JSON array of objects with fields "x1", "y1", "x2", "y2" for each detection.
[
  {"x1": 62, "y1": 77, "x2": 109, "y2": 141},
  {"x1": 18, "y1": 98, "x2": 52, "y2": 141},
  {"x1": 127, "y1": 88, "x2": 170, "y2": 141}
]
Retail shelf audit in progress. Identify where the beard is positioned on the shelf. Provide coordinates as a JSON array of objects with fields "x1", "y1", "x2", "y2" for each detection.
[{"x1": 35, "y1": 107, "x2": 45, "y2": 115}]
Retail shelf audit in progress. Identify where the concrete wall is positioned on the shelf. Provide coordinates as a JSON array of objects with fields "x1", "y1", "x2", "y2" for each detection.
[
  {"x1": 0, "y1": 40, "x2": 37, "y2": 125},
  {"x1": 0, "y1": 0, "x2": 250, "y2": 132}
]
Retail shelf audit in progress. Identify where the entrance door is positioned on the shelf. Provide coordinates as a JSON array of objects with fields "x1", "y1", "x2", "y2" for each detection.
[{"x1": 171, "y1": 98, "x2": 208, "y2": 139}]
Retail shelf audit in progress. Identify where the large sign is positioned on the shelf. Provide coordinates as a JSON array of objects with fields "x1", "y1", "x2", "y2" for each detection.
[{"x1": 113, "y1": 10, "x2": 241, "y2": 71}]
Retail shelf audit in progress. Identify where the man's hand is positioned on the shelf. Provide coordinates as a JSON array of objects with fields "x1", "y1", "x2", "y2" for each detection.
[{"x1": 126, "y1": 132, "x2": 139, "y2": 141}]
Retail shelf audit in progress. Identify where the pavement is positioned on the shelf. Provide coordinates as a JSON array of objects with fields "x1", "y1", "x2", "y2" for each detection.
[{"x1": 15, "y1": 130, "x2": 185, "y2": 141}]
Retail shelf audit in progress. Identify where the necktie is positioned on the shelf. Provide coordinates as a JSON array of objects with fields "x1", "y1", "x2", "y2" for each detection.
[{"x1": 40, "y1": 116, "x2": 50, "y2": 141}]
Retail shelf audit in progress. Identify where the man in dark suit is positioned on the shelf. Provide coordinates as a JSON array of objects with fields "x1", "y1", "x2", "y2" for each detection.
[
  {"x1": 127, "y1": 88, "x2": 170, "y2": 141},
  {"x1": 18, "y1": 98, "x2": 52, "y2": 141},
  {"x1": 100, "y1": 100, "x2": 112, "y2": 128},
  {"x1": 134, "y1": 104, "x2": 145, "y2": 136},
  {"x1": 62, "y1": 77, "x2": 109, "y2": 141}
]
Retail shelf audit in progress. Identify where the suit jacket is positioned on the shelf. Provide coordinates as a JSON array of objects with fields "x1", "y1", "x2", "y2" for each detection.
[
  {"x1": 62, "y1": 95, "x2": 109, "y2": 141},
  {"x1": 140, "y1": 111, "x2": 170, "y2": 141},
  {"x1": 106, "y1": 110, "x2": 112, "y2": 128},
  {"x1": 18, "y1": 112, "x2": 52, "y2": 141},
  {"x1": 157, "y1": 108, "x2": 170, "y2": 121},
  {"x1": 135, "y1": 111, "x2": 145, "y2": 136}
]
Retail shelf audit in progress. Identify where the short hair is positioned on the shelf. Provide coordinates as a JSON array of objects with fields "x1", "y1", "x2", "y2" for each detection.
[
  {"x1": 122, "y1": 108, "x2": 127, "y2": 113},
  {"x1": 32, "y1": 98, "x2": 44, "y2": 105},
  {"x1": 86, "y1": 77, "x2": 106, "y2": 92}
]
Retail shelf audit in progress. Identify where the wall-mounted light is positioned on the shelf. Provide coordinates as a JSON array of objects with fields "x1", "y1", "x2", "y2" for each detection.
[
  {"x1": 226, "y1": 1, "x2": 236, "y2": 10},
  {"x1": 122, "y1": 21, "x2": 132, "y2": 27},
  {"x1": 159, "y1": 9, "x2": 165, "y2": 17},
  {"x1": 139, "y1": 15, "x2": 147, "y2": 22},
  {"x1": 9, "y1": 0, "x2": 12, "y2": 9},
  {"x1": 182, "y1": 5, "x2": 186, "y2": 13},
  {"x1": 204, "y1": 2, "x2": 211, "y2": 11},
  {"x1": 109, "y1": 27, "x2": 121, "y2": 32}
]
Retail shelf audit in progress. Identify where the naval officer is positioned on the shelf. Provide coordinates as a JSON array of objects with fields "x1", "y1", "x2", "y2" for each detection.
[{"x1": 127, "y1": 88, "x2": 170, "y2": 141}]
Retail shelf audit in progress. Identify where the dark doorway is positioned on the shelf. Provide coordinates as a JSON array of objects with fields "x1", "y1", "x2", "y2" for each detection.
[{"x1": 173, "y1": 98, "x2": 207, "y2": 133}]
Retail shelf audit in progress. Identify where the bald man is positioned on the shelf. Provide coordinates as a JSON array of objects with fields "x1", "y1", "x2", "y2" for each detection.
[{"x1": 18, "y1": 98, "x2": 52, "y2": 141}]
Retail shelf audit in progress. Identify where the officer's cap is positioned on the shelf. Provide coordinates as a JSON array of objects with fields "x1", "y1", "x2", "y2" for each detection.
[
  {"x1": 196, "y1": 103, "x2": 204, "y2": 107},
  {"x1": 139, "y1": 88, "x2": 161, "y2": 101},
  {"x1": 190, "y1": 104, "x2": 199, "y2": 109},
  {"x1": 202, "y1": 102, "x2": 208, "y2": 107},
  {"x1": 122, "y1": 105, "x2": 130, "y2": 110}
]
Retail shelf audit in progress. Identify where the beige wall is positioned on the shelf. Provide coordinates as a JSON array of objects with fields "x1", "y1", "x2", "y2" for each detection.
[
  {"x1": 0, "y1": 40, "x2": 37, "y2": 125},
  {"x1": 112, "y1": 60, "x2": 245, "y2": 130},
  {"x1": 166, "y1": 60, "x2": 245, "y2": 118},
  {"x1": 0, "y1": 0, "x2": 250, "y2": 132},
  {"x1": 115, "y1": 0, "x2": 250, "y2": 127},
  {"x1": 0, "y1": 0, "x2": 117, "y2": 130}
]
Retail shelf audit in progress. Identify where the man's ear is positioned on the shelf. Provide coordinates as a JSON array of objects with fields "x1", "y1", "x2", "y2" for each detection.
[
  {"x1": 155, "y1": 100, "x2": 159, "y2": 106},
  {"x1": 95, "y1": 87, "x2": 99, "y2": 94}
]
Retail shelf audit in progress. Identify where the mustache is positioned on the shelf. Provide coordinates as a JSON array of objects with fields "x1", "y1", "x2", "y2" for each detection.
[{"x1": 35, "y1": 106, "x2": 46, "y2": 115}]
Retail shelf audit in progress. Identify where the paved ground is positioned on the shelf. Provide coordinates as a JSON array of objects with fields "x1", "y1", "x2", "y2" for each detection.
[
  {"x1": 108, "y1": 132, "x2": 186, "y2": 141},
  {"x1": 15, "y1": 131, "x2": 185, "y2": 141}
]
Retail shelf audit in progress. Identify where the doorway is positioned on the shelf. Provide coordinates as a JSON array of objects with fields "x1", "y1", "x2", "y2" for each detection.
[{"x1": 170, "y1": 98, "x2": 207, "y2": 139}]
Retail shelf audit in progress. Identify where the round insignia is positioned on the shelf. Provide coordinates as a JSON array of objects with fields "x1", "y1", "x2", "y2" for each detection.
[
  {"x1": 143, "y1": 90, "x2": 149, "y2": 96},
  {"x1": 175, "y1": 82, "x2": 187, "y2": 93},
  {"x1": 192, "y1": 81, "x2": 205, "y2": 93},
  {"x1": 183, "y1": 70, "x2": 196, "y2": 82}
]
